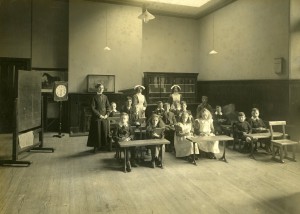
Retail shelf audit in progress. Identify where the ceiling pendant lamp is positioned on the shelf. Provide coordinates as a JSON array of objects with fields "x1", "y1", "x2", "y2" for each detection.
[
  {"x1": 104, "y1": 8, "x2": 111, "y2": 51},
  {"x1": 209, "y1": 14, "x2": 218, "y2": 55},
  {"x1": 138, "y1": 9, "x2": 155, "y2": 23}
]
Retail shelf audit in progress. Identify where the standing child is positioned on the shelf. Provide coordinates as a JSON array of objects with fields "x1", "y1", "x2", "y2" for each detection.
[
  {"x1": 194, "y1": 108, "x2": 219, "y2": 159},
  {"x1": 112, "y1": 113, "x2": 136, "y2": 172},
  {"x1": 146, "y1": 114, "x2": 165, "y2": 168},
  {"x1": 162, "y1": 103, "x2": 177, "y2": 152},
  {"x1": 213, "y1": 105, "x2": 228, "y2": 135},
  {"x1": 153, "y1": 101, "x2": 165, "y2": 117},
  {"x1": 233, "y1": 112, "x2": 253, "y2": 152},
  {"x1": 196, "y1": 96, "x2": 213, "y2": 119},
  {"x1": 109, "y1": 102, "x2": 120, "y2": 117},
  {"x1": 174, "y1": 112, "x2": 199, "y2": 161}
]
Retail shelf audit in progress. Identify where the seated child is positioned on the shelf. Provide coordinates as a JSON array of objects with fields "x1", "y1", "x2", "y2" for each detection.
[
  {"x1": 109, "y1": 102, "x2": 120, "y2": 117},
  {"x1": 233, "y1": 112, "x2": 253, "y2": 152},
  {"x1": 153, "y1": 101, "x2": 165, "y2": 117},
  {"x1": 213, "y1": 105, "x2": 229, "y2": 135},
  {"x1": 194, "y1": 108, "x2": 219, "y2": 159},
  {"x1": 112, "y1": 113, "x2": 136, "y2": 172},
  {"x1": 162, "y1": 102, "x2": 177, "y2": 152},
  {"x1": 248, "y1": 108, "x2": 270, "y2": 152},
  {"x1": 146, "y1": 114, "x2": 165, "y2": 168},
  {"x1": 174, "y1": 112, "x2": 199, "y2": 161}
]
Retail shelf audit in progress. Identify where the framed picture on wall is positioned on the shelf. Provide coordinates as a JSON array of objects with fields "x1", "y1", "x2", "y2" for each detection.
[
  {"x1": 87, "y1": 75, "x2": 115, "y2": 93},
  {"x1": 33, "y1": 69, "x2": 67, "y2": 92}
]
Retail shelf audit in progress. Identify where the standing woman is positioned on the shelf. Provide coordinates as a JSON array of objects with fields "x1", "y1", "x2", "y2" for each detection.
[
  {"x1": 169, "y1": 85, "x2": 182, "y2": 109},
  {"x1": 87, "y1": 83, "x2": 110, "y2": 152},
  {"x1": 132, "y1": 85, "x2": 147, "y2": 118}
]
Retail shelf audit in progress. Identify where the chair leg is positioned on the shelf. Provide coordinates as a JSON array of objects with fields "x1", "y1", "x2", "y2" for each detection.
[
  {"x1": 292, "y1": 145, "x2": 296, "y2": 161},
  {"x1": 284, "y1": 146, "x2": 288, "y2": 158},
  {"x1": 279, "y1": 146, "x2": 284, "y2": 163},
  {"x1": 272, "y1": 143, "x2": 275, "y2": 159}
]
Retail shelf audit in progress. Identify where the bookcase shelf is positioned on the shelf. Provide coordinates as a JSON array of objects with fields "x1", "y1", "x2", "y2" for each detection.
[{"x1": 144, "y1": 72, "x2": 198, "y2": 104}]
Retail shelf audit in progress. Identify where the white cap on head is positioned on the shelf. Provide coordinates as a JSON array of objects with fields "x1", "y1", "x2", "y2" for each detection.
[
  {"x1": 171, "y1": 85, "x2": 181, "y2": 90},
  {"x1": 134, "y1": 85, "x2": 145, "y2": 90}
]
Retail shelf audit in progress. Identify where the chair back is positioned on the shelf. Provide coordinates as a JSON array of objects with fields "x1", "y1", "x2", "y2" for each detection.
[{"x1": 268, "y1": 121, "x2": 286, "y2": 140}]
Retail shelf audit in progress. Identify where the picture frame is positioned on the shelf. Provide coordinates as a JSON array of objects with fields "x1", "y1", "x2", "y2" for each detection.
[
  {"x1": 34, "y1": 69, "x2": 67, "y2": 92},
  {"x1": 87, "y1": 75, "x2": 115, "y2": 93}
]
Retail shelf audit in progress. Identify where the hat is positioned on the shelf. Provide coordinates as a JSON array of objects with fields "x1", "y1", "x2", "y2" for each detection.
[
  {"x1": 238, "y1": 112, "x2": 245, "y2": 117},
  {"x1": 134, "y1": 85, "x2": 145, "y2": 90},
  {"x1": 202, "y1": 95, "x2": 208, "y2": 99},
  {"x1": 171, "y1": 85, "x2": 181, "y2": 91}
]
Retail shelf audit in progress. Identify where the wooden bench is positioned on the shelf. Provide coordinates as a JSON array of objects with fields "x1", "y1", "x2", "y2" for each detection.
[{"x1": 118, "y1": 139, "x2": 170, "y2": 172}]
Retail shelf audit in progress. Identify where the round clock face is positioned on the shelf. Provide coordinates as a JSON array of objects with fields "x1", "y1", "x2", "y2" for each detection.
[{"x1": 55, "y1": 85, "x2": 67, "y2": 98}]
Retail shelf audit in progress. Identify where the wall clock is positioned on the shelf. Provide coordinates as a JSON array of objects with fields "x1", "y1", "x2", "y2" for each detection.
[{"x1": 53, "y1": 81, "x2": 68, "y2": 101}]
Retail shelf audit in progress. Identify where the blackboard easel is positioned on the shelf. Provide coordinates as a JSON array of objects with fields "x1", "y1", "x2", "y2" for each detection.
[{"x1": 0, "y1": 70, "x2": 54, "y2": 167}]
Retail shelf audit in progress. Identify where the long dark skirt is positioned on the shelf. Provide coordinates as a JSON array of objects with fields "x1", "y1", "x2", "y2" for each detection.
[{"x1": 87, "y1": 118, "x2": 109, "y2": 149}]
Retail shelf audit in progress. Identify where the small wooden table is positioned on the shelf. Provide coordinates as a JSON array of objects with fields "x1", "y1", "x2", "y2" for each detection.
[
  {"x1": 118, "y1": 139, "x2": 170, "y2": 172},
  {"x1": 187, "y1": 135, "x2": 234, "y2": 165},
  {"x1": 244, "y1": 132, "x2": 283, "y2": 159}
]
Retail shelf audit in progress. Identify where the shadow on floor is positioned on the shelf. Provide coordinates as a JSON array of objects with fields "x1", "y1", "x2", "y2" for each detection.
[{"x1": 268, "y1": 192, "x2": 300, "y2": 214}]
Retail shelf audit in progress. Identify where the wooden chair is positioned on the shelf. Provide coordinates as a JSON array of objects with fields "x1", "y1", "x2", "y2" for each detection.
[{"x1": 269, "y1": 121, "x2": 298, "y2": 163}]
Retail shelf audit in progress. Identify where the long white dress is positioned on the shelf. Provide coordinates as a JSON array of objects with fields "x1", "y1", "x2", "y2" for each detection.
[
  {"x1": 174, "y1": 123, "x2": 199, "y2": 157},
  {"x1": 196, "y1": 119, "x2": 220, "y2": 153}
]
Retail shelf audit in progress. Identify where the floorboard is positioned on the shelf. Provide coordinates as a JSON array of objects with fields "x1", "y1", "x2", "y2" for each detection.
[{"x1": 1, "y1": 133, "x2": 300, "y2": 214}]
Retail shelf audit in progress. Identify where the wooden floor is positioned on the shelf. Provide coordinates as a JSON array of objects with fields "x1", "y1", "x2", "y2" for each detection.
[{"x1": 1, "y1": 133, "x2": 300, "y2": 214}]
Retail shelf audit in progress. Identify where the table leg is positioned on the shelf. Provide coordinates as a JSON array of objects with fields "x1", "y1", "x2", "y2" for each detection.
[
  {"x1": 160, "y1": 144, "x2": 164, "y2": 169},
  {"x1": 219, "y1": 141, "x2": 228, "y2": 163},
  {"x1": 193, "y1": 142, "x2": 197, "y2": 165},
  {"x1": 124, "y1": 148, "x2": 127, "y2": 173}
]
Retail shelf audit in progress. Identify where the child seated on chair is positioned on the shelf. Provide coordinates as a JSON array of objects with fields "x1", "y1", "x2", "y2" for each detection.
[
  {"x1": 194, "y1": 108, "x2": 219, "y2": 159},
  {"x1": 109, "y1": 102, "x2": 120, "y2": 117},
  {"x1": 233, "y1": 112, "x2": 253, "y2": 152},
  {"x1": 146, "y1": 114, "x2": 165, "y2": 168},
  {"x1": 112, "y1": 113, "x2": 136, "y2": 172},
  {"x1": 153, "y1": 101, "x2": 165, "y2": 117},
  {"x1": 248, "y1": 108, "x2": 270, "y2": 152},
  {"x1": 174, "y1": 112, "x2": 199, "y2": 162},
  {"x1": 213, "y1": 105, "x2": 229, "y2": 135},
  {"x1": 162, "y1": 102, "x2": 177, "y2": 152}
]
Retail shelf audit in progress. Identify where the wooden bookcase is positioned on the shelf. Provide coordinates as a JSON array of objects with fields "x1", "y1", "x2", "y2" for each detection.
[{"x1": 143, "y1": 72, "x2": 198, "y2": 104}]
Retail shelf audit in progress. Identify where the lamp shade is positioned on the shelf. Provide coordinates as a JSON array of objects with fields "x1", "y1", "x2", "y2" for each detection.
[
  {"x1": 209, "y1": 50, "x2": 218, "y2": 55},
  {"x1": 138, "y1": 9, "x2": 155, "y2": 23}
]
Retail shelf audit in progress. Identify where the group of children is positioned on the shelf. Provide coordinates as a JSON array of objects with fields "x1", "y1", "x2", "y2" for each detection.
[{"x1": 106, "y1": 88, "x2": 270, "y2": 172}]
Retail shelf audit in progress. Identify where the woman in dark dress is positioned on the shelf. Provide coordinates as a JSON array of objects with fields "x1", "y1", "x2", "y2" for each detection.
[{"x1": 87, "y1": 83, "x2": 110, "y2": 152}]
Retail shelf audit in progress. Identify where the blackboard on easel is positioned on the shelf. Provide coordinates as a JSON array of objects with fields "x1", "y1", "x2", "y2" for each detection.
[
  {"x1": 0, "y1": 70, "x2": 54, "y2": 167},
  {"x1": 17, "y1": 70, "x2": 42, "y2": 132}
]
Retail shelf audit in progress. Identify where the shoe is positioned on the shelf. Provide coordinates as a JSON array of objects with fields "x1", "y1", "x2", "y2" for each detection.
[
  {"x1": 131, "y1": 160, "x2": 138, "y2": 167},
  {"x1": 126, "y1": 161, "x2": 132, "y2": 172}
]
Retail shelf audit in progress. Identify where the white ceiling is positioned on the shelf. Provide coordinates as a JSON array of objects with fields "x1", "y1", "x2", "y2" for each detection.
[{"x1": 91, "y1": 0, "x2": 237, "y2": 19}]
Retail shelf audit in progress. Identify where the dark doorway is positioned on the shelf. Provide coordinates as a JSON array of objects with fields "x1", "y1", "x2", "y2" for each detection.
[{"x1": 0, "y1": 57, "x2": 31, "y2": 133}]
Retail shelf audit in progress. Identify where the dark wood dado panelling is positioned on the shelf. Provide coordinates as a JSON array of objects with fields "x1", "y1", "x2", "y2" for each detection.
[
  {"x1": 197, "y1": 80, "x2": 290, "y2": 121},
  {"x1": 68, "y1": 93, "x2": 124, "y2": 136},
  {"x1": 289, "y1": 80, "x2": 300, "y2": 123}
]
